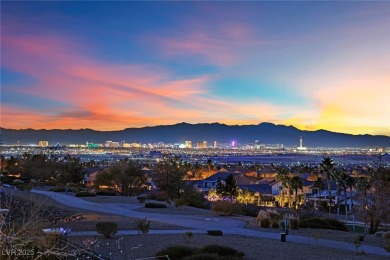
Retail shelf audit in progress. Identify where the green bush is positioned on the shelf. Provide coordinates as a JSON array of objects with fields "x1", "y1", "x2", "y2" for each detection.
[
  {"x1": 242, "y1": 204, "x2": 262, "y2": 217},
  {"x1": 134, "y1": 218, "x2": 150, "y2": 234},
  {"x1": 96, "y1": 222, "x2": 118, "y2": 238},
  {"x1": 260, "y1": 218, "x2": 270, "y2": 228},
  {"x1": 324, "y1": 218, "x2": 347, "y2": 231},
  {"x1": 19, "y1": 183, "x2": 33, "y2": 191},
  {"x1": 183, "y1": 253, "x2": 219, "y2": 260},
  {"x1": 137, "y1": 196, "x2": 146, "y2": 203},
  {"x1": 207, "y1": 230, "x2": 223, "y2": 236},
  {"x1": 290, "y1": 218, "x2": 299, "y2": 230},
  {"x1": 145, "y1": 202, "x2": 167, "y2": 208},
  {"x1": 179, "y1": 187, "x2": 209, "y2": 209},
  {"x1": 198, "y1": 244, "x2": 244, "y2": 258},
  {"x1": 155, "y1": 245, "x2": 196, "y2": 260},
  {"x1": 211, "y1": 201, "x2": 243, "y2": 216},
  {"x1": 384, "y1": 243, "x2": 390, "y2": 253},
  {"x1": 75, "y1": 191, "x2": 96, "y2": 197},
  {"x1": 299, "y1": 218, "x2": 347, "y2": 231},
  {"x1": 147, "y1": 191, "x2": 169, "y2": 202},
  {"x1": 271, "y1": 222, "x2": 280, "y2": 228},
  {"x1": 49, "y1": 187, "x2": 66, "y2": 192},
  {"x1": 95, "y1": 190, "x2": 117, "y2": 196}
]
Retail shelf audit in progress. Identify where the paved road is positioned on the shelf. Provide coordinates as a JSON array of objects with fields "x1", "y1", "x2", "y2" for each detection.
[{"x1": 31, "y1": 189, "x2": 390, "y2": 257}]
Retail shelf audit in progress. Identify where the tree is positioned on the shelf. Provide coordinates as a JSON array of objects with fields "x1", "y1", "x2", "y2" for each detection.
[
  {"x1": 346, "y1": 175, "x2": 356, "y2": 209},
  {"x1": 215, "y1": 173, "x2": 238, "y2": 202},
  {"x1": 276, "y1": 168, "x2": 293, "y2": 208},
  {"x1": 154, "y1": 157, "x2": 192, "y2": 200},
  {"x1": 59, "y1": 155, "x2": 86, "y2": 184},
  {"x1": 320, "y1": 157, "x2": 334, "y2": 216},
  {"x1": 95, "y1": 160, "x2": 147, "y2": 196},
  {"x1": 237, "y1": 188, "x2": 255, "y2": 205},
  {"x1": 355, "y1": 164, "x2": 390, "y2": 234},
  {"x1": 206, "y1": 159, "x2": 214, "y2": 173},
  {"x1": 332, "y1": 169, "x2": 350, "y2": 216},
  {"x1": 312, "y1": 177, "x2": 325, "y2": 210},
  {"x1": 290, "y1": 175, "x2": 303, "y2": 209}
]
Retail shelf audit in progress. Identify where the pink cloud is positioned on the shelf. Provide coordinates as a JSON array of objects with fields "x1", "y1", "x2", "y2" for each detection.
[{"x1": 143, "y1": 20, "x2": 262, "y2": 67}]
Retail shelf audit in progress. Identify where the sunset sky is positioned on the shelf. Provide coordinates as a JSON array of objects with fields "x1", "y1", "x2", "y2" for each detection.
[{"x1": 1, "y1": 1, "x2": 389, "y2": 135}]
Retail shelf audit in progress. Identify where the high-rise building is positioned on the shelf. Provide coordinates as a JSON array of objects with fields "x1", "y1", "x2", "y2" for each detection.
[
  {"x1": 297, "y1": 136, "x2": 307, "y2": 150},
  {"x1": 213, "y1": 141, "x2": 217, "y2": 148},
  {"x1": 38, "y1": 141, "x2": 49, "y2": 147},
  {"x1": 184, "y1": 141, "x2": 192, "y2": 148},
  {"x1": 197, "y1": 141, "x2": 207, "y2": 149}
]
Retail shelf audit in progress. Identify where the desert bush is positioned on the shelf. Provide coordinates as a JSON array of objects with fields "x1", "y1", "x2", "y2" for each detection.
[
  {"x1": 95, "y1": 190, "x2": 117, "y2": 196},
  {"x1": 96, "y1": 222, "x2": 118, "y2": 238},
  {"x1": 75, "y1": 191, "x2": 96, "y2": 197},
  {"x1": 382, "y1": 231, "x2": 390, "y2": 240},
  {"x1": 145, "y1": 202, "x2": 167, "y2": 208},
  {"x1": 134, "y1": 218, "x2": 150, "y2": 234},
  {"x1": 355, "y1": 234, "x2": 365, "y2": 242},
  {"x1": 207, "y1": 230, "x2": 223, "y2": 236},
  {"x1": 155, "y1": 245, "x2": 196, "y2": 260},
  {"x1": 198, "y1": 244, "x2": 244, "y2": 258},
  {"x1": 183, "y1": 232, "x2": 193, "y2": 243},
  {"x1": 353, "y1": 237, "x2": 362, "y2": 255},
  {"x1": 137, "y1": 196, "x2": 146, "y2": 203},
  {"x1": 211, "y1": 201, "x2": 243, "y2": 216},
  {"x1": 290, "y1": 218, "x2": 299, "y2": 230},
  {"x1": 256, "y1": 209, "x2": 281, "y2": 228},
  {"x1": 147, "y1": 191, "x2": 169, "y2": 202},
  {"x1": 260, "y1": 218, "x2": 270, "y2": 228}
]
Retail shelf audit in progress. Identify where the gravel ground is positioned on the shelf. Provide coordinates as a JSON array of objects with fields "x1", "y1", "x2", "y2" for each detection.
[{"x1": 68, "y1": 233, "x2": 388, "y2": 260}]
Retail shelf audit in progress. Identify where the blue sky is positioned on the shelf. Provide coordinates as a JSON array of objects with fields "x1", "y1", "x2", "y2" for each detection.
[{"x1": 1, "y1": 1, "x2": 389, "y2": 135}]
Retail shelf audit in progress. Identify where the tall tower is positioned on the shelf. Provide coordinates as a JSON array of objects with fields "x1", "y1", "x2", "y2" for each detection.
[{"x1": 300, "y1": 136, "x2": 303, "y2": 148}]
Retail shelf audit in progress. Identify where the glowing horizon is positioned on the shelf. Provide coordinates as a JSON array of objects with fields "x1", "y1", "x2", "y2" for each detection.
[{"x1": 1, "y1": 2, "x2": 389, "y2": 136}]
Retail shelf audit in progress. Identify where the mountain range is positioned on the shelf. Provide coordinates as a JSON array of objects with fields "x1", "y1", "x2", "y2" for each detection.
[{"x1": 1, "y1": 122, "x2": 389, "y2": 147}]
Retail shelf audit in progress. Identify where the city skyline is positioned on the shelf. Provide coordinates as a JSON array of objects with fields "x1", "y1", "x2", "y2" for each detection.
[{"x1": 1, "y1": 1, "x2": 389, "y2": 135}]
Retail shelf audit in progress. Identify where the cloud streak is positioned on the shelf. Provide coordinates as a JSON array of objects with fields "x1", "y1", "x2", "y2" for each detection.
[{"x1": 1, "y1": 2, "x2": 389, "y2": 136}]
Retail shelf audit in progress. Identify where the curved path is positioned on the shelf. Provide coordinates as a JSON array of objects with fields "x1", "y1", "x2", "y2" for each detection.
[{"x1": 32, "y1": 189, "x2": 389, "y2": 257}]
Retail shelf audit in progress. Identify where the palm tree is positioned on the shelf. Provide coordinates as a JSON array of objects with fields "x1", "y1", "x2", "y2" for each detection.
[
  {"x1": 276, "y1": 168, "x2": 292, "y2": 207},
  {"x1": 346, "y1": 175, "x2": 356, "y2": 210},
  {"x1": 320, "y1": 157, "x2": 334, "y2": 216},
  {"x1": 332, "y1": 169, "x2": 349, "y2": 215},
  {"x1": 312, "y1": 177, "x2": 324, "y2": 210},
  {"x1": 290, "y1": 175, "x2": 303, "y2": 209}
]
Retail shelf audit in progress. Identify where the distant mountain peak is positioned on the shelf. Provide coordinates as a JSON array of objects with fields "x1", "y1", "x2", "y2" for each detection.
[{"x1": 1, "y1": 122, "x2": 389, "y2": 147}]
